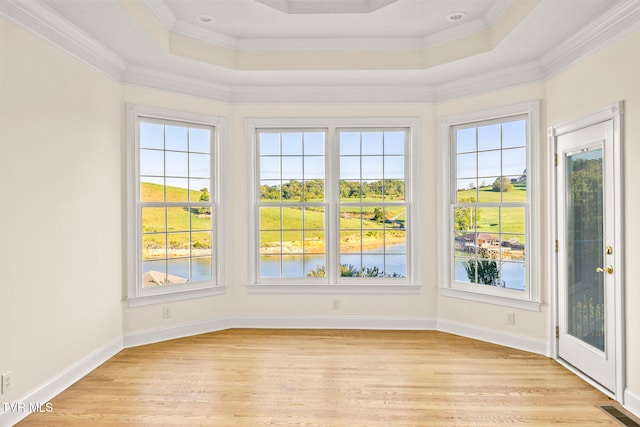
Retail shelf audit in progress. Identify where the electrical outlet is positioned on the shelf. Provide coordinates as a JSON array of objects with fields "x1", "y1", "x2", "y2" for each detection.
[
  {"x1": 162, "y1": 306, "x2": 171, "y2": 319},
  {"x1": 506, "y1": 312, "x2": 515, "y2": 325},
  {"x1": 332, "y1": 299, "x2": 341, "y2": 310},
  {"x1": 1, "y1": 371, "x2": 13, "y2": 394}
]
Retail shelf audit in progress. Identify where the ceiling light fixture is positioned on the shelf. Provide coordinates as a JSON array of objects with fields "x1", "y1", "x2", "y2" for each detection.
[
  {"x1": 197, "y1": 15, "x2": 214, "y2": 24},
  {"x1": 447, "y1": 12, "x2": 466, "y2": 22}
]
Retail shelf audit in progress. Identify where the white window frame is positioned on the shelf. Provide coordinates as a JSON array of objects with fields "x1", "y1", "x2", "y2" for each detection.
[
  {"x1": 246, "y1": 118, "x2": 421, "y2": 294},
  {"x1": 438, "y1": 101, "x2": 541, "y2": 310},
  {"x1": 126, "y1": 104, "x2": 226, "y2": 307}
]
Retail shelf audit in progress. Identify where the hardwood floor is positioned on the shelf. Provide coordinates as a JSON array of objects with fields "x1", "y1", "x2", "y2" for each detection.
[{"x1": 19, "y1": 329, "x2": 621, "y2": 426}]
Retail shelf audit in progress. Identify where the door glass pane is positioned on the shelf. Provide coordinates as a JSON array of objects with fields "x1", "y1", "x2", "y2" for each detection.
[{"x1": 566, "y1": 148, "x2": 604, "y2": 351}]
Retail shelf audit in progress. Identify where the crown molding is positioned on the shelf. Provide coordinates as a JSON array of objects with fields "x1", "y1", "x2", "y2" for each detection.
[
  {"x1": 3, "y1": 0, "x2": 639, "y2": 104},
  {"x1": 541, "y1": 0, "x2": 640, "y2": 78},
  {"x1": 0, "y1": 0, "x2": 126, "y2": 81},
  {"x1": 121, "y1": 66, "x2": 233, "y2": 101},
  {"x1": 435, "y1": 61, "x2": 545, "y2": 101}
]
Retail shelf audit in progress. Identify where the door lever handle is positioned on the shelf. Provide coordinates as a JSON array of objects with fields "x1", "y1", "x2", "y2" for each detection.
[{"x1": 596, "y1": 265, "x2": 614, "y2": 274}]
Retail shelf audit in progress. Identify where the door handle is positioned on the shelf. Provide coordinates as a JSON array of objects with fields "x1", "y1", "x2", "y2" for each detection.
[{"x1": 596, "y1": 265, "x2": 613, "y2": 274}]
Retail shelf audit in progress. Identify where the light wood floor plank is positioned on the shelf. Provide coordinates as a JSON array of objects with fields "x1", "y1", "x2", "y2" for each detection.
[{"x1": 19, "y1": 330, "x2": 621, "y2": 426}]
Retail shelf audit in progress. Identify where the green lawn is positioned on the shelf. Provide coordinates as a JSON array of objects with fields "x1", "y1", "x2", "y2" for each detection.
[
  {"x1": 456, "y1": 184, "x2": 526, "y2": 238},
  {"x1": 141, "y1": 183, "x2": 212, "y2": 254}
]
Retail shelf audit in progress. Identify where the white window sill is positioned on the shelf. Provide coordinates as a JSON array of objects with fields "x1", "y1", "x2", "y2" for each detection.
[
  {"x1": 439, "y1": 287, "x2": 542, "y2": 311},
  {"x1": 127, "y1": 286, "x2": 226, "y2": 307},
  {"x1": 248, "y1": 283, "x2": 421, "y2": 294}
]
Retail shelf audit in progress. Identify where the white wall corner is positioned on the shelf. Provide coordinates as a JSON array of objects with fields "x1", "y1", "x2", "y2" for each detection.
[
  {"x1": 437, "y1": 319, "x2": 548, "y2": 356},
  {"x1": 0, "y1": 337, "x2": 123, "y2": 427},
  {"x1": 624, "y1": 388, "x2": 640, "y2": 419}
]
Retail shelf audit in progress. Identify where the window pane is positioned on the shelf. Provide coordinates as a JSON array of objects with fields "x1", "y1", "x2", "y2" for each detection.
[
  {"x1": 283, "y1": 231, "x2": 303, "y2": 254},
  {"x1": 189, "y1": 153, "x2": 210, "y2": 178},
  {"x1": 192, "y1": 256, "x2": 212, "y2": 281},
  {"x1": 282, "y1": 255, "x2": 304, "y2": 277},
  {"x1": 362, "y1": 132, "x2": 383, "y2": 155},
  {"x1": 363, "y1": 181, "x2": 382, "y2": 202},
  {"x1": 141, "y1": 177, "x2": 164, "y2": 202},
  {"x1": 501, "y1": 207, "x2": 525, "y2": 234},
  {"x1": 142, "y1": 234, "x2": 165, "y2": 260},
  {"x1": 260, "y1": 231, "x2": 281, "y2": 254},
  {"x1": 167, "y1": 259, "x2": 189, "y2": 283},
  {"x1": 166, "y1": 151, "x2": 188, "y2": 177},
  {"x1": 167, "y1": 232, "x2": 189, "y2": 258},
  {"x1": 502, "y1": 147, "x2": 526, "y2": 176},
  {"x1": 282, "y1": 180, "x2": 303, "y2": 202},
  {"x1": 384, "y1": 180, "x2": 404, "y2": 201},
  {"x1": 340, "y1": 254, "x2": 362, "y2": 274},
  {"x1": 385, "y1": 255, "x2": 407, "y2": 278},
  {"x1": 362, "y1": 255, "x2": 385, "y2": 275},
  {"x1": 260, "y1": 255, "x2": 281, "y2": 278},
  {"x1": 167, "y1": 206, "x2": 189, "y2": 231},
  {"x1": 340, "y1": 132, "x2": 361, "y2": 155},
  {"x1": 340, "y1": 156, "x2": 360, "y2": 179},
  {"x1": 384, "y1": 131, "x2": 405, "y2": 155},
  {"x1": 340, "y1": 230, "x2": 362, "y2": 253},
  {"x1": 260, "y1": 207, "x2": 281, "y2": 230},
  {"x1": 477, "y1": 151, "x2": 500, "y2": 177},
  {"x1": 260, "y1": 180, "x2": 281, "y2": 202},
  {"x1": 140, "y1": 122, "x2": 164, "y2": 149},
  {"x1": 456, "y1": 128, "x2": 476, "y2": 153},
  {"x1": 361, "y1": 156, "x2": 383, "y2": 180},
  {"x1": 260, "y1": 157, "x2": 280, "y2": 180},
  {"x1": 190, "y1": 179, "x2": 211, "y2": 201},
  {"x1": 140, "y1": 149, "x2": 164, "y2": 176},
  {"x1": 304, "y1": 132, "x2": 324, "y2": 155},
  {"x1": 304, "y1": 156, "x2": 324, "y2": 179},
  {"x1": 191, "y1": 208, "x2": 211, "y2": 231},
  {"x1": 340, "y1": 207, "x2": 362, "y2": 229},
  {"x1": 478, "y1": 123, "x2": 500, "y2": 151},
  {"x1": 456, "y1": 153, "x2": 476, "y2": 179},
  {"x1": 454, "y1": 207, "x2": 476, "y2": 232},
  {"x1": 282, "y1": 132, "x2": 303, "y2": 155},
  {"x1": 282, "y1": 156, "x2": 303, "y2": 180},
  {"x1": 479, "y1": 207, "x2": 499, "y2": 235},
  {"x1": 165, "y1": 125, "x2": 188, "y2": 151},
  {"x1": 142, "y1": 260, "x2": 167, "y2": 288},
  {"x1": 303, "y1": 180, "x2": 324, "y2": 201},
  {"x1": 502, "y1": 120, "x2": 526, "y2": 148},
  {"x1": 455, "y1": 179, "x2": 477, "y2": 202},
  {"x1": 189, "y1": 128, "x2": 211, "y2": 153},
  {"x1": 385, "y1": 206, "x2": 406, "y2": 230},
  {"x1": 282, "y1": 207, "x2": 303, "y2": 229},
  {"x1": 384, "y1": 156, "x2": 404, "y2": 179},
  {"x1": 192, "y1": 231, "x2": 212, "y2": 255},
  {"x1": 142, "y1": 207, "x2": 166, "y2": 232},
  {"x1": 305, "y1": 256, "x2": 326, "y2": 277},
  {"x1": 260, "y1": 133, "x2": 280, "y2": 156},
  {"x1": 502, "y1": 262, "x2": 525, "y2": 290},
  {"x1": 165, "y1": 178, "x2": 188, "y2": 202},
  {"x1": 340, "y1": 180, "x2": 361, "y2": 201},
  {"x1": 478, "y1": 177, "x2": 499, "y2": 202}
]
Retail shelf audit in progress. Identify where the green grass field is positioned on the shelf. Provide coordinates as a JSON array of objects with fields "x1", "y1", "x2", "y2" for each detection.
[
  {"x1": 455, "y1": 184, "x2": 526, "y2": 238},
  {"x1": 141, "y1": 183, "x2": 212, "y2": 256}
]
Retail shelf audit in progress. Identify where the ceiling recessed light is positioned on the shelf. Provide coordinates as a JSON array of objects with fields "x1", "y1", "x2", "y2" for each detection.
[
  {"x1": 447, "y1": 12, "x2": 466, "y2": 22},
  {"x1": 197, "y1": 15, "x2": 214, "y2": 24}
]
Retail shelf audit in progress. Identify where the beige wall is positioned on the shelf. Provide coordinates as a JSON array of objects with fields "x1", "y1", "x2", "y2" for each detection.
[
  {"x1": 0, "y1": 19, "x2": 123, "y2": 402},
  {"x1": 545, "y1": 28, "x2": 640, "y2": 402}
]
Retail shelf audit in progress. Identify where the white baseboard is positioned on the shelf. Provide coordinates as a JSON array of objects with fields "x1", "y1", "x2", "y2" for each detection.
[
  {"x1": 123, "y1": 316, "x2": 438, "y2": 348},
  {"x1": 0, "y1": 336, "x2": 123, "y2": 427},
  {"x1": 624, "y1": 388, "x2": 640, "y2": 419},
  {"x1": 437, "y1": 319, "x2": 548, "y2": 356}
]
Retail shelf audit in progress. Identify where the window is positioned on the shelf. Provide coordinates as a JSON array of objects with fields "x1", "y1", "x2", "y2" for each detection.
[
  {"x1": 126, "y1": 105, "x2": 225, "y2": 305},
  {"x1": 439, "y1": 102, "x2": 540, "y2": 308},
  {"x1": 250, "y1": 119, "x2": 417, "y2": 290}
]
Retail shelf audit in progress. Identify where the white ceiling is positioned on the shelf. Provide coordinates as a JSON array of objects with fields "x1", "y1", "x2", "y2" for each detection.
[{"x1": 4, "y1": 0, "x2": 639, "y2": 102}]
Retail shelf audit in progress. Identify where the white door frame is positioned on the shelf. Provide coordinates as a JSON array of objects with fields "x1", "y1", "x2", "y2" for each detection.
[{"x1": 547, "y1": 101, "x2": 625, "y2": 401}]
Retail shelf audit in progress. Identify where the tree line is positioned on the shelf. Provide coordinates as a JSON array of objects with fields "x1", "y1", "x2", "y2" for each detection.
[{"x1": 260, "y1": 179, "x2": 405, "y2": 201}]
